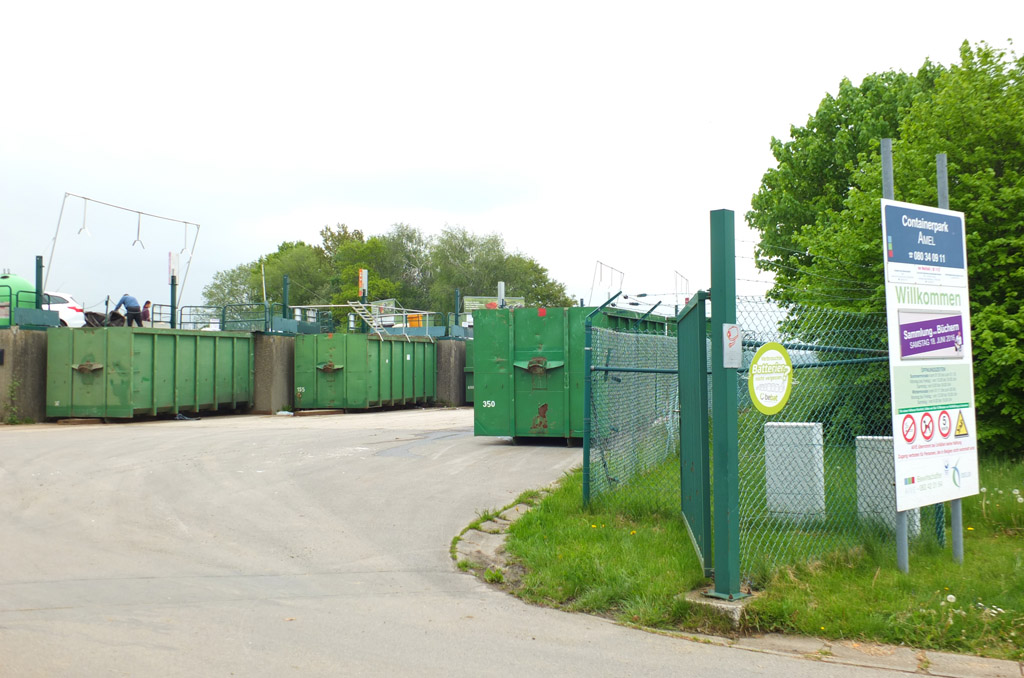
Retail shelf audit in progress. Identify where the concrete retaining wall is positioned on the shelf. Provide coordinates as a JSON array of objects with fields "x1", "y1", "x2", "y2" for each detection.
[
  {"x1": 254, "y1": 334, "x2": 295, "y2": 414},
  {"x1": 0, "y1": 328, "x2": 48, "y2": 423},
  {"x1": 435, "y1": 339, "x2": 466, "y2": 407}
]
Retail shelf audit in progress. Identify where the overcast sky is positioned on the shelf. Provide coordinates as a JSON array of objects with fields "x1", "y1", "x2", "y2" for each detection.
[{"x1": 2, "y1": 1, "x2": 1021, "y2": 314}]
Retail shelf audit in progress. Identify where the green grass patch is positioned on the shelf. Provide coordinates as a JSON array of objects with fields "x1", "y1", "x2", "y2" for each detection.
[
  {"x1": 505, "y1": 468, "x2": 733, "y2": 634},
  {"x1": 506, "y1": 456, "x2": 1024, "y2": 659},
  {"x1": 747, "y1": 457, "x2": 1024, "y2": 660}
]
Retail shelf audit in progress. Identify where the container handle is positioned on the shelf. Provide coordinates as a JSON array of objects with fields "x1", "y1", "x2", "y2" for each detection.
[
  {"x1": 316, "y1": 361, "x2": 343, "y2": 373},
  {"x1": 72, "y1": 362, "x2": 104, "y2": 373}
]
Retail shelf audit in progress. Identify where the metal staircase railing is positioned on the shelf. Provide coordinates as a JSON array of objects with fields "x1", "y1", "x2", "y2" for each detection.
[{"x1": 347, "y1": 300, "x2": 385, "y2": 338}]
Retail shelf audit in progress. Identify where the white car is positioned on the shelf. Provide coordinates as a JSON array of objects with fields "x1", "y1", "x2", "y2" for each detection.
[{"x1": 43, "y1": 292, "x2": 86, "y2": 327}]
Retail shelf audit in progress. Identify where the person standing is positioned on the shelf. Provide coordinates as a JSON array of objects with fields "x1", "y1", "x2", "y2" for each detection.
[
  {"x1": 113, "y1": 293, "x2": 143, "y2": 327},
  {"x1": 141, "y1": 300, "x2": 152, "y2": 324}
]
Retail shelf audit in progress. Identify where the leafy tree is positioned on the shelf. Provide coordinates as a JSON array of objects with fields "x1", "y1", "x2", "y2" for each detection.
[
  {"x1": 748, "y1": 63, "x2": 944, "y2": 305},
  {"x1": 256, "y1": 241, "x2": 332, "y2": 307},
  {"x1": 321, "y1": 224, "x2": 408, "y2": 305},
  {"x1": 747, "y1": 41, "x2": 1024, "y2": 456},
  {"x1": 426, "y1": 227, "x2": 572, "y2": 312},
  {"x1": 202, "y1": 261, "x2": 260, "y2": 307},
  {"x1": 204, "y1": 223, "x2": 573, "y2": 324}
]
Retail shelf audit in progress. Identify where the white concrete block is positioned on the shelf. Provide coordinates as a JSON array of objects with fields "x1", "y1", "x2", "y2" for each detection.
[
  {"x1": 855, "y1": 436, "x2": 920, "y2": 537},
  {"x1": 764, "y1": 422, "x2": 825, "y2": 521}
]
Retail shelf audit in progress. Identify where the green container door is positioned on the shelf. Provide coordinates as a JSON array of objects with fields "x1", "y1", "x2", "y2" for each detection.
[
  {"x1": 294, "y1": 333, "x2": 436, "y2": 410},
  {"x1": 294, "y1": 331, "x2": 353, "y2": 409},
  {"x1": 511, "y1": 307, "x2": 569, "y2": 438},
  {"x1": 473, "y1": 307, "x2": 574, "y2": 439},
  {"x1": 46, "y1": 327, "x2": 254, "y2": 419}
]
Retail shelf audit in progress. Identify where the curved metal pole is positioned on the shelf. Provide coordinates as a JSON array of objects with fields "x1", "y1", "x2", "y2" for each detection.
[{"x1": 43, "y1": 193, "x2": 70, "y2": 291}]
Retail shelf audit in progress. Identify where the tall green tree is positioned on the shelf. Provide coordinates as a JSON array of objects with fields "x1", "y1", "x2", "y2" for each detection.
[
  {"x1": 427, "y1": 227, "x2": 572, "y2": 312},
  {"x1": 748, "y1": 62, "x2": 944, "y2": 305},
  {"x1": 747, "y1": 41, "x2": 1024, "y2": 456},
  {"x1": 256, "y1": 241, "x2": 332, "y2": 306},
  {"x1": 202, "y1": 261, "x2": 260, "y2": 307}
]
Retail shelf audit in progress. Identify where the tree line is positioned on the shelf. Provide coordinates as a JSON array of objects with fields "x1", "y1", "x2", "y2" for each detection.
[
  {"x1": 747, "y1": 41, "x2": 1024, "y2": 457},
  {"x1": 202, "y1": 224, "x2": 573, "y2": 314}
]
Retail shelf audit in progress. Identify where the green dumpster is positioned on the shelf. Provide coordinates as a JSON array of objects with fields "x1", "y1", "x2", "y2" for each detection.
[
  {"x1": 293, "y1": 333, "x2": 436, "y2": 410},
  {"x1": 46, "y1": 327, "x2": 255, "y2": 419},
  {"x1": 472, "y1": 306, "x2": 671, "y2": 441}
]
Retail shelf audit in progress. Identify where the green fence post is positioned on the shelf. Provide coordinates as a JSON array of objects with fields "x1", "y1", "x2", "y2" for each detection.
[
  {"x1": 35, "y1": 256, "x2": 44, "y2": 310},
  {"x1": 282, "y1": 274, "x2": 290, "y2": 319},
  {"x1": 170, "y1": 274, "x2": 177, "y2": 329},
  {"x1": 709, "y1": 209, "x2": 744, "y2": 600}
]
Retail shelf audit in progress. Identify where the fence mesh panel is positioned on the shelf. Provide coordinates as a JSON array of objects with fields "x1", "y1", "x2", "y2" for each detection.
[
  {"x1": 735, "y1": 296, "x2": 906, "y2": 582},
  {"x1": 587, "y1": 326, "x2": 679, "y2": 513}
]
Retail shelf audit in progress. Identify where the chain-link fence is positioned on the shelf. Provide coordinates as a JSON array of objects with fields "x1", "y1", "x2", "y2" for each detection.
[
  {"x1": 586, "y1": 326, "x2": 679, "y2": 515},
  {"x1": 735, "y1": 296, "x2": 910, "y2": 583}
]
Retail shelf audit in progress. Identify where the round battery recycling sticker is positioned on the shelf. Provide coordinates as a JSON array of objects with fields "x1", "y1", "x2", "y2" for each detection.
[{"x1": 748, "y1": 342, "x2": 793, "y2": 415}]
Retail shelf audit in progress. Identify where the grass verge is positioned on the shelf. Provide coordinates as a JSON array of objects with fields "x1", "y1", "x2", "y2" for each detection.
[{"x1": 504, "y1": 457, "x2": 1024, "y2": 659}]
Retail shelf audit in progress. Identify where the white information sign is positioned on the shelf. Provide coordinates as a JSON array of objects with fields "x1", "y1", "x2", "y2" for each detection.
[
  {"x1": 881, "y1": 199, "x2": 979, "y2": 511},
  {"x1": 722, "y1": 324, "x2": 742, "y2": 369}
]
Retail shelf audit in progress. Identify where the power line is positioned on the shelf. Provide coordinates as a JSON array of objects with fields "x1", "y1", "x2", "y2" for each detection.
[
  {"x1": 755, "y1": 242, "x2": 878, "y2": 270},
  {"x1": 756, "y1": 260, "x2": 879, "y2": 290}
]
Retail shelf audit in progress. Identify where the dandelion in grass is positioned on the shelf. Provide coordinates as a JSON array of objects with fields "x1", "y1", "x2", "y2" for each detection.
[
  {"x1": 1014, "y1": 489, "x2": 1020, "y2": 496},
  {"x1": 630, "y1": 530, "x2": 636, "y2": 535},
  {"x1": 1017, "y1": 496, "x2": 1023, "y2": 504},
  {"x1": 967, "y1": 527, "x2": 974, "y2": 531},
  {"x1": 947, "y1": 594, "x2": 956, "y2": 603}
]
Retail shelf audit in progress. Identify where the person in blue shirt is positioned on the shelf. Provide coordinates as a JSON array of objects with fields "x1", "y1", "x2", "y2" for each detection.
[{"x1": 112, "y1": 293, "x2": 143, "y2": 327}]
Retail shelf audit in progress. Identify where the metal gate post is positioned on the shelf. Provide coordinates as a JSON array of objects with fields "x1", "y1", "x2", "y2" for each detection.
[{"x1": 709, "y1": 209, "x2": 744, "y2": 600}]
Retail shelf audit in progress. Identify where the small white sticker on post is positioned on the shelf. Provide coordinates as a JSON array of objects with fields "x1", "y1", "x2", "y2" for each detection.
[{"x1": 723, "y1": 323, "x2": 743, "y2": 369}]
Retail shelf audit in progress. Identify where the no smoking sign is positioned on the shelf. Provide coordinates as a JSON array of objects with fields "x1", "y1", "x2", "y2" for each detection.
[{"x1": 901, "y1": 414, "x2": 916, "y2": 443}]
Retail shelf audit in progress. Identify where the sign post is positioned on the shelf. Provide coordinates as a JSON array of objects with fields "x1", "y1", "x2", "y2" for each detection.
[{"x1": 881, "y1": 174, "x2": 978, "y2": 572}]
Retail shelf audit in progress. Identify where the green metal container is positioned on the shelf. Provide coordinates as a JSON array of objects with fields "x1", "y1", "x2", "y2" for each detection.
[
  {"x1": 46, "y1": 327, "x2": 254, "y2": 419},
  {"x1": 464, "y1": 338, "x2": 475, "y2": 404},
  {"x1": 472, "y1": 306, "x2": 671, "y2": 440},
  {"x1": 293, "y1": 333, "x2": 436, "y2": 409},
  {"x1": 0, "y1": 273, "x2": 37, "y2": 328}
]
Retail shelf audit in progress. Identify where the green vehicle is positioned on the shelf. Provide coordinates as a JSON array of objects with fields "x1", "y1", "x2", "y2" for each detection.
[{"x1": 472, "y1": 306, "x2": 671, "y2": 441}]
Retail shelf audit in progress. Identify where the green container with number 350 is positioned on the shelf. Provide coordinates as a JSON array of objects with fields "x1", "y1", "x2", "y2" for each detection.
[{"x1": 472, "y1": 306, "x2": 670, "y2": 442}]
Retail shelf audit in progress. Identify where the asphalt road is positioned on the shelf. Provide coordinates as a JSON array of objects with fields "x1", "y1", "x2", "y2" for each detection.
[{"x1": 0, "y1": 409, "x2": 905, "y2": 677}]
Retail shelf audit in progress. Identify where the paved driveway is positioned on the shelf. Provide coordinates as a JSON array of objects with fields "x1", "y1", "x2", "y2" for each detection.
[{"x1": 1, "y1": 409, "x2": 906, "y2": 677}]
